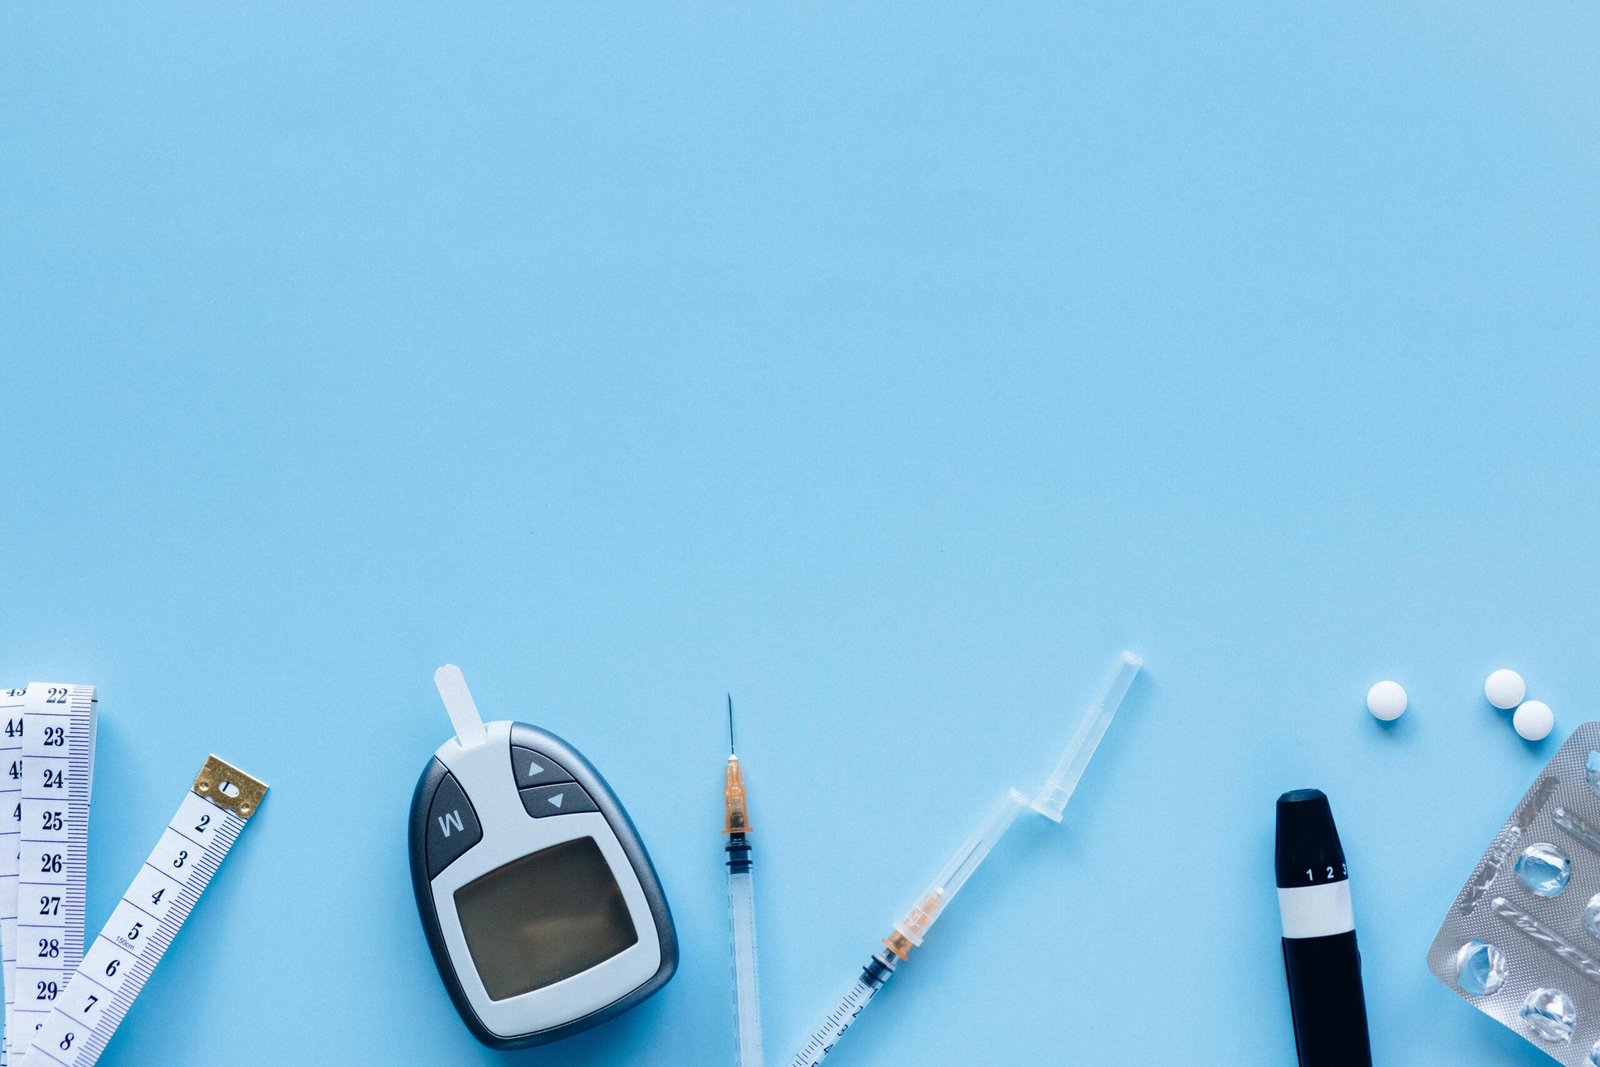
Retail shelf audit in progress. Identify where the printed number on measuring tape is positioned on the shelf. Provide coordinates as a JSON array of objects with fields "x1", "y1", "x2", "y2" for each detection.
[
  {"x1": 24, "y1": 755, "x2": 267, "y2": 1066},
  {"x1": 12, "y1": 684, "x2": 96, "y2": 1063}
]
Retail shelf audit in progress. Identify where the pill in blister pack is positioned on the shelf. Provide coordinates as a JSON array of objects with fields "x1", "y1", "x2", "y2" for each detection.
[{"x1": 1429, "y1": 723, "x2": 1600, "y2": 1065}]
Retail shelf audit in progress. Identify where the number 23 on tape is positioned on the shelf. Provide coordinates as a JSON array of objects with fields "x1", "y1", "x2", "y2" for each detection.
[{"x1": 23, "y1": 756, "x2": 268, "y2": 1067}]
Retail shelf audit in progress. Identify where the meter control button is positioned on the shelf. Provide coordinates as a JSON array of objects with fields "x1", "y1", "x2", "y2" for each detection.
[
  {"x1": 511, "y1": 746, "x2": 575, "y2": 790},
  {"x1": 521, "y1": 783, "x2": 599, "y2": 818},
  {"x1": 425, "y1": 772, "x2": 482, "y2": 879}
]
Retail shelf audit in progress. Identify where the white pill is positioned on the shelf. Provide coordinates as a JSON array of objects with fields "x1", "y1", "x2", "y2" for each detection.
[
  {"x1": 1514, "y1": 700, "x2": 1555, "y2": 742},
  {"x1": 1367, "y1": 680, "x2": 1407, "y2": 721},
  {"x1": 1485, "y1": 669, "x2": 1527, "y2": 710}
]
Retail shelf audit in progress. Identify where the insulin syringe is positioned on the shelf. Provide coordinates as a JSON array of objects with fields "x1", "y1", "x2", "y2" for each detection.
[
  {"x1": 724, "y1": 696, "x2": 764, "y2": 1067},
  {"x1": 785, "y1": 651, "x2": 1143, "y2": 1067}
]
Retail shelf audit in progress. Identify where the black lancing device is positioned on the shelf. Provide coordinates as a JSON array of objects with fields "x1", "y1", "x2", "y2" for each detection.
[{"x1": 1275, "y1": 788, "x2": 1373, "y2": 1067}]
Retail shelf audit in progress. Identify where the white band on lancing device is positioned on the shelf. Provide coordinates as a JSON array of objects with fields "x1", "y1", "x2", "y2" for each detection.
[
  {"x1": 13, "y1": 683, "x2": 98, "y2": 1065},
  {"x1": 1278, "y1": 881, "x2": 1355, "y2": 939},
  {"x1": 24, "y1": 755, "x2": 267, "y2": 1067}
]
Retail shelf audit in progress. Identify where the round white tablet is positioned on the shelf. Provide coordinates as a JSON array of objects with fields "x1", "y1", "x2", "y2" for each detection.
[
  {"x1": 1485, "y1": 669, "x2": 1527, "y2": 711},
  {"x1": 1367, "y1": 680, "x2": 1407, "y2": 721},
  {"x1": 1514, "y1": 700, "x2": 1555, "y2": 742}
]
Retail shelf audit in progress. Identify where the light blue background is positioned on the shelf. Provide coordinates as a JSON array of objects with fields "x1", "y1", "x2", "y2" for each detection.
[{"x1": 3, "y1": 3, "x2": 1597, "y2": 1064}]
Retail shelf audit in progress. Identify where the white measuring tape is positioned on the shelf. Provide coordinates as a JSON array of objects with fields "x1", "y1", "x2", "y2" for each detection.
[
  {"x1": 0, "y1": 686, "x2": 28, "y2": 1067},
  {"x1": 22, "y1": 755, "x2": 266, "y2": 1066},
  {"x1": 10, "y1": 684, "x2": 96, "y2": 1064},
  {"x1": 0, "y1": 680, "x2": 268, "y2": 1065}
]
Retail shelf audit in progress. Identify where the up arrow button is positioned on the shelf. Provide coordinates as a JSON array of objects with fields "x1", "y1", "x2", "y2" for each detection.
[{"x1": 511, "y1": 746, "x2": 575, "y2": 789}]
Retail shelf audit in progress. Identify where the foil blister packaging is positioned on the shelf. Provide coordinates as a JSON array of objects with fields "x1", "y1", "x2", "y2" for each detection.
[{"x1": 1429, "y1": 722, "x2": 1600, "y2": 1065}]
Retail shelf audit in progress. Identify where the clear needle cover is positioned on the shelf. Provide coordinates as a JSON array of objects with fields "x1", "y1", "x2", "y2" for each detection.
[{"x1": 1031, "y1": 651, "x2": 1142, "y2": 821}]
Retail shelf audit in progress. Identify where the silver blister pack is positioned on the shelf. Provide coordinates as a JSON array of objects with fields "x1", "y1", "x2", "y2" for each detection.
[{"x1": 1429, "y1": 722, "x2": 1600, "y2": 1064}]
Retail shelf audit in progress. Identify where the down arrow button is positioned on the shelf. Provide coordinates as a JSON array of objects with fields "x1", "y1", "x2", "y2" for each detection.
[{"x1": 520, "y1": 782, "x2": 598, "y2": 818}]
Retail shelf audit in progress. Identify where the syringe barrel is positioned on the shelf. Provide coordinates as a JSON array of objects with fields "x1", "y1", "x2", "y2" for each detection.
[
  {"x1": 894, "y1": 788, "x2": 1028, "y2": 947},
  {"x1": 786, "y1": 953, "x2": 899, "y2": 1067},
  {"x1": 728, "y1": 862, "x2": 763, "y2": 1067}
]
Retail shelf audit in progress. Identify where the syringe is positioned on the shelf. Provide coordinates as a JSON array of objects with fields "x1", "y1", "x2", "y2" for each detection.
[
  {"x1": 785, "y1": 651, "x2": 1143, "y2": 1067},
  {"x1": 787, "y1": 788, "x2": 1027, "y2": 1066},
  {"x1": 724, "y1": 696, "x2": 764, "y2": 1067}
]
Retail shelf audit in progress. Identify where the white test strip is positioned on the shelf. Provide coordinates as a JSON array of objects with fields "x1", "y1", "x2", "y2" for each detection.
[
  {"x1": 14, "y1": 685, "x2": 96, "y2": 1064},
  {"x1": 0, "y1": 686, "x2": 28, "y2": 1067},
  {"x1": 24, "y1": 756, "x2": 266, "y2": 1067}
]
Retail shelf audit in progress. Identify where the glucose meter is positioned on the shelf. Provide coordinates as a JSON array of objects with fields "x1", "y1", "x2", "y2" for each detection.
[{"x1": 409, "y1": 665, "x2": 677, "y2": 1049}]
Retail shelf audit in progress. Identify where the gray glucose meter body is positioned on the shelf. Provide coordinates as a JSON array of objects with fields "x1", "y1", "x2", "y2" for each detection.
[{"x1": 409, "y1": 718, "x2": 677, "y2": 1049}]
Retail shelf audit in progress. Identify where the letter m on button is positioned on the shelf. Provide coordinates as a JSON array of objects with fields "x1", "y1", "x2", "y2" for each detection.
[{"x1": 438, "y1": 810, "x2": 464, "y2": 837}]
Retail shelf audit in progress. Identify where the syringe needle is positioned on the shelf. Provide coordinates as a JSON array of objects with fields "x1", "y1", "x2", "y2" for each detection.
[{"x1": 728, "y1": 693, "x2": 736, "y2": 755}]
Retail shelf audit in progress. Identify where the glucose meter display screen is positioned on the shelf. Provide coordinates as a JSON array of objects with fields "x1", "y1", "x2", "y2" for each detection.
[{"x1": 456, "y1": 837, "x2": 639, "y2": 1000}]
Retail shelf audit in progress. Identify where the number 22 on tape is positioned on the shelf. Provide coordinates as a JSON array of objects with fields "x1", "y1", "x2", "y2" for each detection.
[{"x1": 23, "y1": 756, "x2": 267, "y2": 1067}]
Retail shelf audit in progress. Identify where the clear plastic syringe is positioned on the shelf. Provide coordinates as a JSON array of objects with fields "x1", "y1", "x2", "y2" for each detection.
[
  {"x1": 786, "y1": 788, "x2": 1027, "y2": 1067},
  {"x1": 724, "y1": 696, "x2": 764, "y2": 1067},
  {"x1": 785, "y1": 651, "x2": 1143, "y2": 1067}
]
